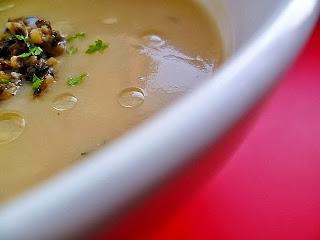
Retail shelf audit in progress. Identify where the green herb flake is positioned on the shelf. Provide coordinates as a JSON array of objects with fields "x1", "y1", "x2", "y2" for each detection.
[
  {"x1": 15, "y1": 34, "x2": 26, "y2": 41},
  {"x1": 19, "y1": 45, "x2": 43, "y2": 59},
  {"x1": 66, "y1": 46, "x2": 79, "y2": 55},
  {"x1": 67, "y1": 32, "x2": 86, "y2": 42},
  {"x1": 32, "y1": 74, "x2": 44, "y2": 93},
  {"x1": 66, "y1": 73, "x2": 88, "y2": 86},
  {"x1": 5, "y1": 34, "x2": 27, "y2": 42},
  {"x1": 85, "y1": 40, "x2": 108, "y2": 54},
  {"x1": 29, "y1": 46, "x2": 43, "y2": 56},
  {"x1": 19, "y1": 52, "x2": 32, "y2": 58},
  {"x1": 0, "y1": 78, "x2": 11, "y2": 84},
  {"x1": 15, "y1": 35, "x2": 24, "y2": 40}
]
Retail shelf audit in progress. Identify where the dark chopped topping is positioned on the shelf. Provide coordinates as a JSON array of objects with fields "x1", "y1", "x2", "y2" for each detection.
[
  {"x1": 0, "y1": 71, "x2": 23, "y2": 100},
  {"x1": 0, "y1": 16, "x2": 66, "y2": 100}
]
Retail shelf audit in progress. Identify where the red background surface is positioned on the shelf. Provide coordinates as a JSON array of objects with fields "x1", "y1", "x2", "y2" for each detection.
[{"x1": 93, "y1": 22, "x2": 320, "y2": 240}]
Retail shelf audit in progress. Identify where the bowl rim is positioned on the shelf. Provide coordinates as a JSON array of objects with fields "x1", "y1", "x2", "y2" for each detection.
[{"x1": 1, "y1": 1, "x2": 319, "y2": 239}]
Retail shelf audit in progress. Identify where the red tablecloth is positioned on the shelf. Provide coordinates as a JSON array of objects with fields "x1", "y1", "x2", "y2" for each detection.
[{"x1": 94, "y1": 23, "x2": 320, "y2": 240}]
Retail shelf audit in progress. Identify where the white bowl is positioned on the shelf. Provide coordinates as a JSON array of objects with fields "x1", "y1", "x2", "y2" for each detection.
[{"x1": 1, "y1": 0, "x2": 319, "y2": 239}]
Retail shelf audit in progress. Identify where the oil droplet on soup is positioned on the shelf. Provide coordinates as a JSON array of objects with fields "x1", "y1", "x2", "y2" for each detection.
[
  {"x1": 0, "y1": 112, "x2": 25, "y2": 145},
  {"x1": 101, "y1": 17, "x2": 118, "y2": 25},
  {"x1": 52, "y1": 93, "x2": 78, "y2": 111},
  {"x1": 140, "y1": 31, "x2": 166, "y2": 48},
  {"x1": 118, "y1": 87, "x2": 145, "y2": 108}
]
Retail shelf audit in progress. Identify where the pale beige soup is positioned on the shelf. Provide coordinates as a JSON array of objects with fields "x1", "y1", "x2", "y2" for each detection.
[{"x1": 0, "y1": 0, "x2": 223, "y2": 202}]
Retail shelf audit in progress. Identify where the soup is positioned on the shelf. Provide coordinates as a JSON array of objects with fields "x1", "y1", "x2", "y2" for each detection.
[{"x1": 0, "y1": 0, "x2": 223, "y2": 202}]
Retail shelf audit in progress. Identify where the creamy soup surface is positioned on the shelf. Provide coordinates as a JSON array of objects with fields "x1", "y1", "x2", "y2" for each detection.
[{"x1": 0, "y1": 0, "x2": 223, "y2": 202}]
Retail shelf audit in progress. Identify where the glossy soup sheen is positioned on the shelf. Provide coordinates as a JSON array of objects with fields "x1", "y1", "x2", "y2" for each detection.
[{"x1": 0, "y1": 0, "x2": 223, "y2": 202}]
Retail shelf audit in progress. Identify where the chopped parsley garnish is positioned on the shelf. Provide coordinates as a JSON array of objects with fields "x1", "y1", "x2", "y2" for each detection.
[
  {"x1": 19, "y1": 45, "x2": 43, "y2": 59},
  {"x1": 19, "y1": 52, "x2": 32, "y2": 58},
  {"x1": 5, "y1": 34, "x2": 24, "y2": 41},
  {"x1": 0, "y1": 78, "x2": 11, "y2": 84},
  {"x1": 66, "y1": 32, "x2": 85, "y2": 55},
  {"x1": 30, "y1": 46, "x2": 43, "y2": 55},
  {"x1": 66, "y1": 73, "x2": 88, "y2": 86},
  {"x1": 66, "y1": 46, "x2": 79, "y2": 55},
  {"x1": 85, "y1": 40, "x2": 108, "y2": 54},
  {"x1": 32, "y1": 74, "x2": 44, "y2": 93},
  {"x1": 15, "y1": 34, "x2": 26, "y2": 41},
  {"x1": 67, "y1": 32, "x2": 86, "y2": 42}
]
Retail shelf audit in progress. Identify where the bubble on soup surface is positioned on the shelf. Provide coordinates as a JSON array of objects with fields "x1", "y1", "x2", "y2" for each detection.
[
  {"x1": 138, "y1": 76, "x2": 147, "y2": 81},
  {"x1": 0, "y1": 112, "x2": 25, "y2": 145},
  {"x1": 102, "y1": 18, "x2": 118, "y2": 25},
  {"x1": 52, "y1": 93, "x2": 78, "y2": 111},
  {"x1": 118, "y1": 87, "x2": 145, "y2": 108},
  {"x1": 140, "y1": 31, "x2": 166, "y2": 48}
]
